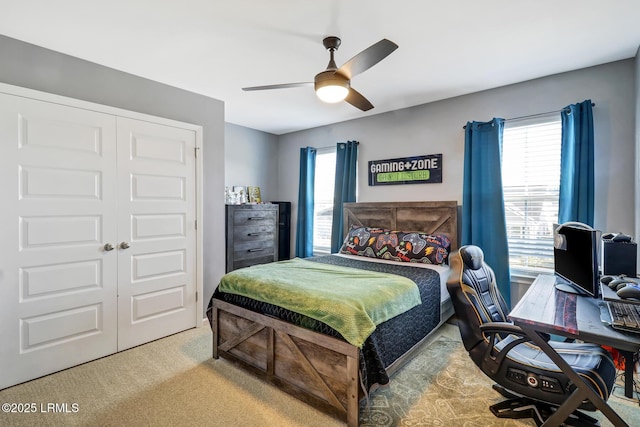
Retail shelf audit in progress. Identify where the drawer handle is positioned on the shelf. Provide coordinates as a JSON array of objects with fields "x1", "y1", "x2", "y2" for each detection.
[
  {"x1": 247, "y1": 233, "x2": 261, "y2": 236},
  {"x1": 247, "y1": 248, "x2": 265, "y2": 252},
  {"x1": 248, "y1": 217, "x2": 265, "y2": 220}
]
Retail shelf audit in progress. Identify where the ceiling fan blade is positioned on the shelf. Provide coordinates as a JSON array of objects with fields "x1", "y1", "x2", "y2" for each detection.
[
  {"x1": 345, "y1": 87, "x2": 374, "y2": 111},
  {"x1": 337, "y1": 39, "x2": 398, "y2": 79},
  {"x1": 242, "y1": 82, "x2": 313, "y2": 91}
]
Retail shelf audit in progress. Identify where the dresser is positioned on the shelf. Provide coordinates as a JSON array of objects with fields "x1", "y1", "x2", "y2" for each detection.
[{"x1": 226, "y1": 204, "x2": 279, "y2": 272}]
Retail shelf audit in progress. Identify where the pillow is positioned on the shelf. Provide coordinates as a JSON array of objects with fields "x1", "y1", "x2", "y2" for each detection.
[{"x1": 339, "y1": 226, "x2": 451, "y2": 265}]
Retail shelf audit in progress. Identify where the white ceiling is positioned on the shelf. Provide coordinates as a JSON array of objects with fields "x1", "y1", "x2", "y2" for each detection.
[{"x1": 2, "y1": 1, "x2": 640, "y2": 135}]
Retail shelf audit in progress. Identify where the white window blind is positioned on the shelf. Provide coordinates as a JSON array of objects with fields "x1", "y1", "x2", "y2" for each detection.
[
  {"x1": 502, "y1": 115, "x2": 561, "y2": 274},
  {"x1": 313, "y1": 147, "x2": 336, "y2": 254}
]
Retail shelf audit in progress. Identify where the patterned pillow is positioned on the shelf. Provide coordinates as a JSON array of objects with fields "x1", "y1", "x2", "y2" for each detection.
[{"x1": 339, "y1": 226, "x2": 451, "y2": 265}]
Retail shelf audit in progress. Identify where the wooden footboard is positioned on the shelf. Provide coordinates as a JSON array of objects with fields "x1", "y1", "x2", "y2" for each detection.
[{"x1": 212, "y1": 299, "x2": 360, "y2": 427}]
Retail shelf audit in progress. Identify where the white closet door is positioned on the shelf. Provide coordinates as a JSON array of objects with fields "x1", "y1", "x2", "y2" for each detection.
[
  {"x1": 116, "y1": 117, "x2": 197, "y2": 350},
  {"x1": 0, "y1": 94, "x2": 118, "y2": 389}
]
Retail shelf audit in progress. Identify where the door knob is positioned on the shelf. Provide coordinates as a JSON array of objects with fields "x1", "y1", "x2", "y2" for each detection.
[
  {"x1": 103, "y1": 243, "x2": 115, "y2": 251},
  {"x1": 120, "y1": 241, "x2": 131, "y2": 250}
]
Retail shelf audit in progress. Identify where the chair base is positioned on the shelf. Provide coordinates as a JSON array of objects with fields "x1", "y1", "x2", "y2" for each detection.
[{"x1": 491, "y1": 384, "x2": 600, "y2": 427}]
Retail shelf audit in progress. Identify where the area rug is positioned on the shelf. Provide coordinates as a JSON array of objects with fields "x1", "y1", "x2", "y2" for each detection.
[
  {"x1": 359, "y1": 332, "x2": 638, "y2": 427},
  {"x1": 359, "y1": 337, "x2": 533, "y2": 426}
]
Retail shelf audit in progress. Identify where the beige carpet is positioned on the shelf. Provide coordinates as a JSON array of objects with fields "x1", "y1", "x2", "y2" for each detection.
[{"x1": 0, "y1": 322, "x2": 637, "y2": 426}]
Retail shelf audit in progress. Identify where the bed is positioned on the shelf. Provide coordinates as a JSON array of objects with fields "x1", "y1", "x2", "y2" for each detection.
[{"x1": 208, "y1": 201, "x2": 458, "y2": 426}]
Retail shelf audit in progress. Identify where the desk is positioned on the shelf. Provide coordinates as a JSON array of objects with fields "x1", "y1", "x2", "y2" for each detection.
[{"x1": 509, "y1": 274, "x2": 640, "y2": 427}]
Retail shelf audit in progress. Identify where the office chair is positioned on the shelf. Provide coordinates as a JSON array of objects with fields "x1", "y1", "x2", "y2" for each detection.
[{"x1": 447, "y1": 245, "x2": 616, "y2": 426}]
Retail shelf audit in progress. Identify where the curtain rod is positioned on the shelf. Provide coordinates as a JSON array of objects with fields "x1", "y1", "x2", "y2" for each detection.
[{"x1": 462, "y1": 102, "x2": 595, "y2": 129}]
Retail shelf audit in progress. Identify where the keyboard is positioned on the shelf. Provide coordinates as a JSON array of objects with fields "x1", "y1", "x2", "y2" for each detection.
[{"x1": 607, "y1": 301, "x2": 640, "y2": 334}]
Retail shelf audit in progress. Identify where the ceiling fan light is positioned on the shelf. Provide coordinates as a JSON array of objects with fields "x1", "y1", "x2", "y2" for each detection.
[
  {"x1": 314, "y1": 71, "x2": 350, "y2": 103},
  {"x1": 316, "y1": 84, "x2": 349, "y2": 103}
]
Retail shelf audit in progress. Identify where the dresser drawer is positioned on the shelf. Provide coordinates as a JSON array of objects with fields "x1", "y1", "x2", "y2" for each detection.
[
  {"x1": 233, "y1": 209, "x2": 277, "y2": 226},
  {"x1": 233, "y1": 225, "x2": 275, "y2": 243},
  {"x1": 233, "y1": 239, "x2": 276, "y2": 261},
  {"x1": 232, "y1": 255, "x2": 277, "y2": 270}
]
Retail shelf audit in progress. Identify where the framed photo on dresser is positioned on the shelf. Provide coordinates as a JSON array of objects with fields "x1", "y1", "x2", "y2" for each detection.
[{"x1": 247, "y1": 186, "x2": 262, "y2": 203}]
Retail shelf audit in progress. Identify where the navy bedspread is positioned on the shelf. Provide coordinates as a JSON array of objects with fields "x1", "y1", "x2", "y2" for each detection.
[{"x1": 208, "y1": 255, "x2": 442, "y2": 390}]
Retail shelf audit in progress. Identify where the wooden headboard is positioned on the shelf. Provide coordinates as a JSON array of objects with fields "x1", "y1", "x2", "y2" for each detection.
[{"x1": 342, "y1": 201, "x2": 459, "y2": 252}]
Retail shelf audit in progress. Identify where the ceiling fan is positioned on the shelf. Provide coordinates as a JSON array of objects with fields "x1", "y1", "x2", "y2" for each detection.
[{"x1": 242, "y1": 36, "x2": 398, "y2": 111}]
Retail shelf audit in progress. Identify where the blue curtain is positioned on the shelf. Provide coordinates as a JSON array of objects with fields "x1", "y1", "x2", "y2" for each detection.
[
  {"x1": 462, "y1": 118, "x2": 512, "y2": 307},
  {"x1": 330, "y1": 141, "x2": 359, "y2": 253},
  {"x1": 295, "y1": 147, "x2": 316, "y2": 258},
  {"x1": 559, "y1": 100, "x2": 594, "y2": 226}
]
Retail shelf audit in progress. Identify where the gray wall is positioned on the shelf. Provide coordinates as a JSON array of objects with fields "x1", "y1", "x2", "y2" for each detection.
[
  {"x1": 0, "y1": 35, "x2": 226, "y2": 313},
  {"x1": 276, "y1": 59, "x2": 637, "y2": 256},
  {"x1": 225, "y1": 123, "x2": 279, "y2": 201}
]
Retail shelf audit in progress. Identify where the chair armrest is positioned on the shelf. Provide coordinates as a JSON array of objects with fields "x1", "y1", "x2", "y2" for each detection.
[
  {"x1": 480, "y1": 322, "x2": 525, "y2": 335},
  {"x1": 478, "y1": 322, "x2": 548, "y2": 375},
  {"x1": 480, "y1": 322, "x2": 551, "y2": 342}
]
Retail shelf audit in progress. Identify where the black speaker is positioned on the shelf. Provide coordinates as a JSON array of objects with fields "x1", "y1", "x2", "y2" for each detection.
[
  {"x1": 271, "y1": 201, "x2": 291, "y2": 260},
  {"x1": 602, "y1": 240, "x2": 637, "y2": 277}
]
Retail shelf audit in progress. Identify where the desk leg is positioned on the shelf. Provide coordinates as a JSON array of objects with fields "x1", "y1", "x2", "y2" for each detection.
[{"x1": 518, "y1": 324, "x2": 628, "y2": 427}]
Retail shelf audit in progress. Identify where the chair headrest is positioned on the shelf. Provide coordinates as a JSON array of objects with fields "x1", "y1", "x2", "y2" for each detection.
[{"x1": 460, "y1": 245, "x2": 484, "y2": 270}]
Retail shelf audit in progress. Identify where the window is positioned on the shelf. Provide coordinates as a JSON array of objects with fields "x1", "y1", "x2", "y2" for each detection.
[
  {"x1": 313, "y1": 147, "x2": 336, "y2": 254},
  {"x1": 502, "y1": 115, "x2": 562, "y2": 276}
]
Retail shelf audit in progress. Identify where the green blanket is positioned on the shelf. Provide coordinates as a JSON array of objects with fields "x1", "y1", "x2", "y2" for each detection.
[{"x1": 218, "y1": 258, "x2": 421, "y2": 347}]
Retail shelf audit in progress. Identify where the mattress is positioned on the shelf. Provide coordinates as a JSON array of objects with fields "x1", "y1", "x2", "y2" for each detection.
[
  {"x1": 209, "y1": 254, "x2": 450, "y2": 390},
  {"x1": 332, "y1": 253, "x2": 451, "y2": 304}
]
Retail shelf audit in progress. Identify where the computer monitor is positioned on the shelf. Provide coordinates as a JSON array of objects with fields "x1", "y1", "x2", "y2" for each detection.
[{"x1": 553, "y1": 222, "x2": 600, "y2": 298}]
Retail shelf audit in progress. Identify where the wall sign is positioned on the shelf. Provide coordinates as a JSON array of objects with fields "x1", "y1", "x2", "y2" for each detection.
[{"x1": 368, "y1": 154, "x2": 442, "y2": 186}]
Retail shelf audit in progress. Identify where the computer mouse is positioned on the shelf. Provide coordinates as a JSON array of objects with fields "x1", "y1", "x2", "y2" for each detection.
[
  {"x1": 600, "y1": 275, "x2": 615, "y2": 285},
  {"x1": 616, "y1": 282, "x2": 634, "y2": 291},
  {"x1": 616, "y1": 284, "x2": 640, "y2": 300},
  {"x1": 608, "y1": 276, "x2": 634, "y2": 290}
]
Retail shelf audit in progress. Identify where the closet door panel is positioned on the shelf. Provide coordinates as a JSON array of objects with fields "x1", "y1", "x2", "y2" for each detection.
[
  {"x1": 0, "y1": 94, "x2": 118, "y2": 389},
  {"x1": 116, "y1": 117, "x2": 197, "y2": 350}
]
